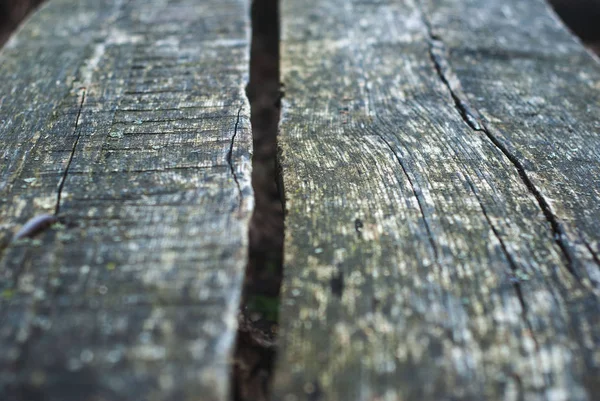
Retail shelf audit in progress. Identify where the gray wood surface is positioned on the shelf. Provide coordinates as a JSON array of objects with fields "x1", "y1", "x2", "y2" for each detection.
[
  {"x1": 273, "y1": 0, "x2": 600, "y2": 400},
  {"x1": 0, "y1": 0, "x2": 252, "y2": 400}
]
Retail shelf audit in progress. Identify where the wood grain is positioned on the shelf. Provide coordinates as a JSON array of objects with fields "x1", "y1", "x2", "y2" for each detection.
[
  {"x1": 273, "y1": 0, "x2": 600, "y2": 400},
  {"x1": 0, "y1": 0, "x2": 252, "y2": 400}
]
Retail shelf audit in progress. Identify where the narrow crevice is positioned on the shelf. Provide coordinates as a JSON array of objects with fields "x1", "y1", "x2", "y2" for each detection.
[
  {"x1": 582, "y1": 239, "x2": 600, "y2": 265},
  {"x1": 418, "y1": 7, "x2": 583, "y2": 279},
  {"x1": 361, "y1": 82, "x2": 439, "y2": 261},
  {"x1": 55, "y1": 88, "x2": 86, "y2": 216},
  {"x1": 427, "y1": 39, "x2": 482, "y2": 132},
  {"x1": 376, "y1": 134, "x2": 439, "y2": 262},
  {"x1": 478, "y1": 120, "x2": 581, "y2": 276},
  {"x1": 228, "y1": 106, "x2": 244, "y2": 210},
  {"x1": 232, "y1": 1, "x2": 283, "y2": 400},
  {"x1": 465, "y1": 180, "x2": 541, "y2": 352}
]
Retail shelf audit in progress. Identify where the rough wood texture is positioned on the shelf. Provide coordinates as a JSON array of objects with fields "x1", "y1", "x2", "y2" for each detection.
[
  {"x1": 273, "y1": 0, "x2": 600, "y2": 400},
  {"x1": 0, "y1": 0, "x2": 252, "y2": 400}
]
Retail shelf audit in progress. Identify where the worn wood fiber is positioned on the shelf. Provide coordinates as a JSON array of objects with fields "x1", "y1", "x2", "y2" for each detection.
[
  {"x1": 273, "y1": 0, "x2": 600, "y2": 400},
  {"x1": 0, "y1": 0, "x2": 252, "y2": 400}
]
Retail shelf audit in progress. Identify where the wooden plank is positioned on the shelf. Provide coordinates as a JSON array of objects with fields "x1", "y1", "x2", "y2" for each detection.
[
  {"x1": 421, "y1": 0, "x2": 600, "y2": 286},
  {"x1": 273, "y1": 0, "x2": 600, "y2": 400},
  {"x1": 0, "y1": 0, "x2": 252, "y2": 400}
]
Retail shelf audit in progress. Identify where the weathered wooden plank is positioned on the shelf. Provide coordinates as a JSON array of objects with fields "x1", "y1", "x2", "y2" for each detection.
[
  {"x1": 273, "y1": 0, "x2": 600, "y2": 400},
  {"x1": 0, "y1": 0, "x2": 252, "y2": 400},
  {"x1": 422, "y1": 0, "x2": 600, "y2": 286}
]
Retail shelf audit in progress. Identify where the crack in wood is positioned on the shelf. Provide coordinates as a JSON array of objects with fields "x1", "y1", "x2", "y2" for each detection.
[
  {"x1": 228, "y1": 106, "x2": 244, "y2": 211},
  {"x1": 55, "y1": 88, "x2": 86, "y2": 216},
  {"x1": 361, "y1": 82, "x2": 443, "y2": 263},
  {"x1": 464, "y1": 179, "x2": 542, "y2": 353},
  {"x1": 375, "y1": 133, "x2": 439, "y2": 261},
  {"x1": 370, "y1": 123, "x2": 550, "y2": 371},
  {"x1": 1, "y1": 0, "x2": 254, "y2": 398},
  {"x1": 417, "y1": 2, "x2": 588, "y2": 281},
  {"x1": 4, "y1": 86, "x2": 88, "y2": 398}
]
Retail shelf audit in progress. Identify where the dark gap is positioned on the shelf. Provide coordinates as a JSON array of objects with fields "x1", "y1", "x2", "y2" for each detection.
[
  {"x1": 547, "y1": 0, "x2": 600, "y2": 55},
  {"x1": 55, "y1": 88, "x2": 86, "y2": 216},
  {"x1": 231, "y1": 0, "x2": 283, "y2": 400},
  {"x1": 0, "y1": 0, "x2": 46, "y2": 47}
]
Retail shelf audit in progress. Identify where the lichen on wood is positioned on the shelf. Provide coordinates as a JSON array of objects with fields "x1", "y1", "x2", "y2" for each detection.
[
  {"x1": 273, "y1": 0, "x2": 600, "y2": 399},
  {"x1": 0, "y1": 0, "x2": 252, "y2": 400}
]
